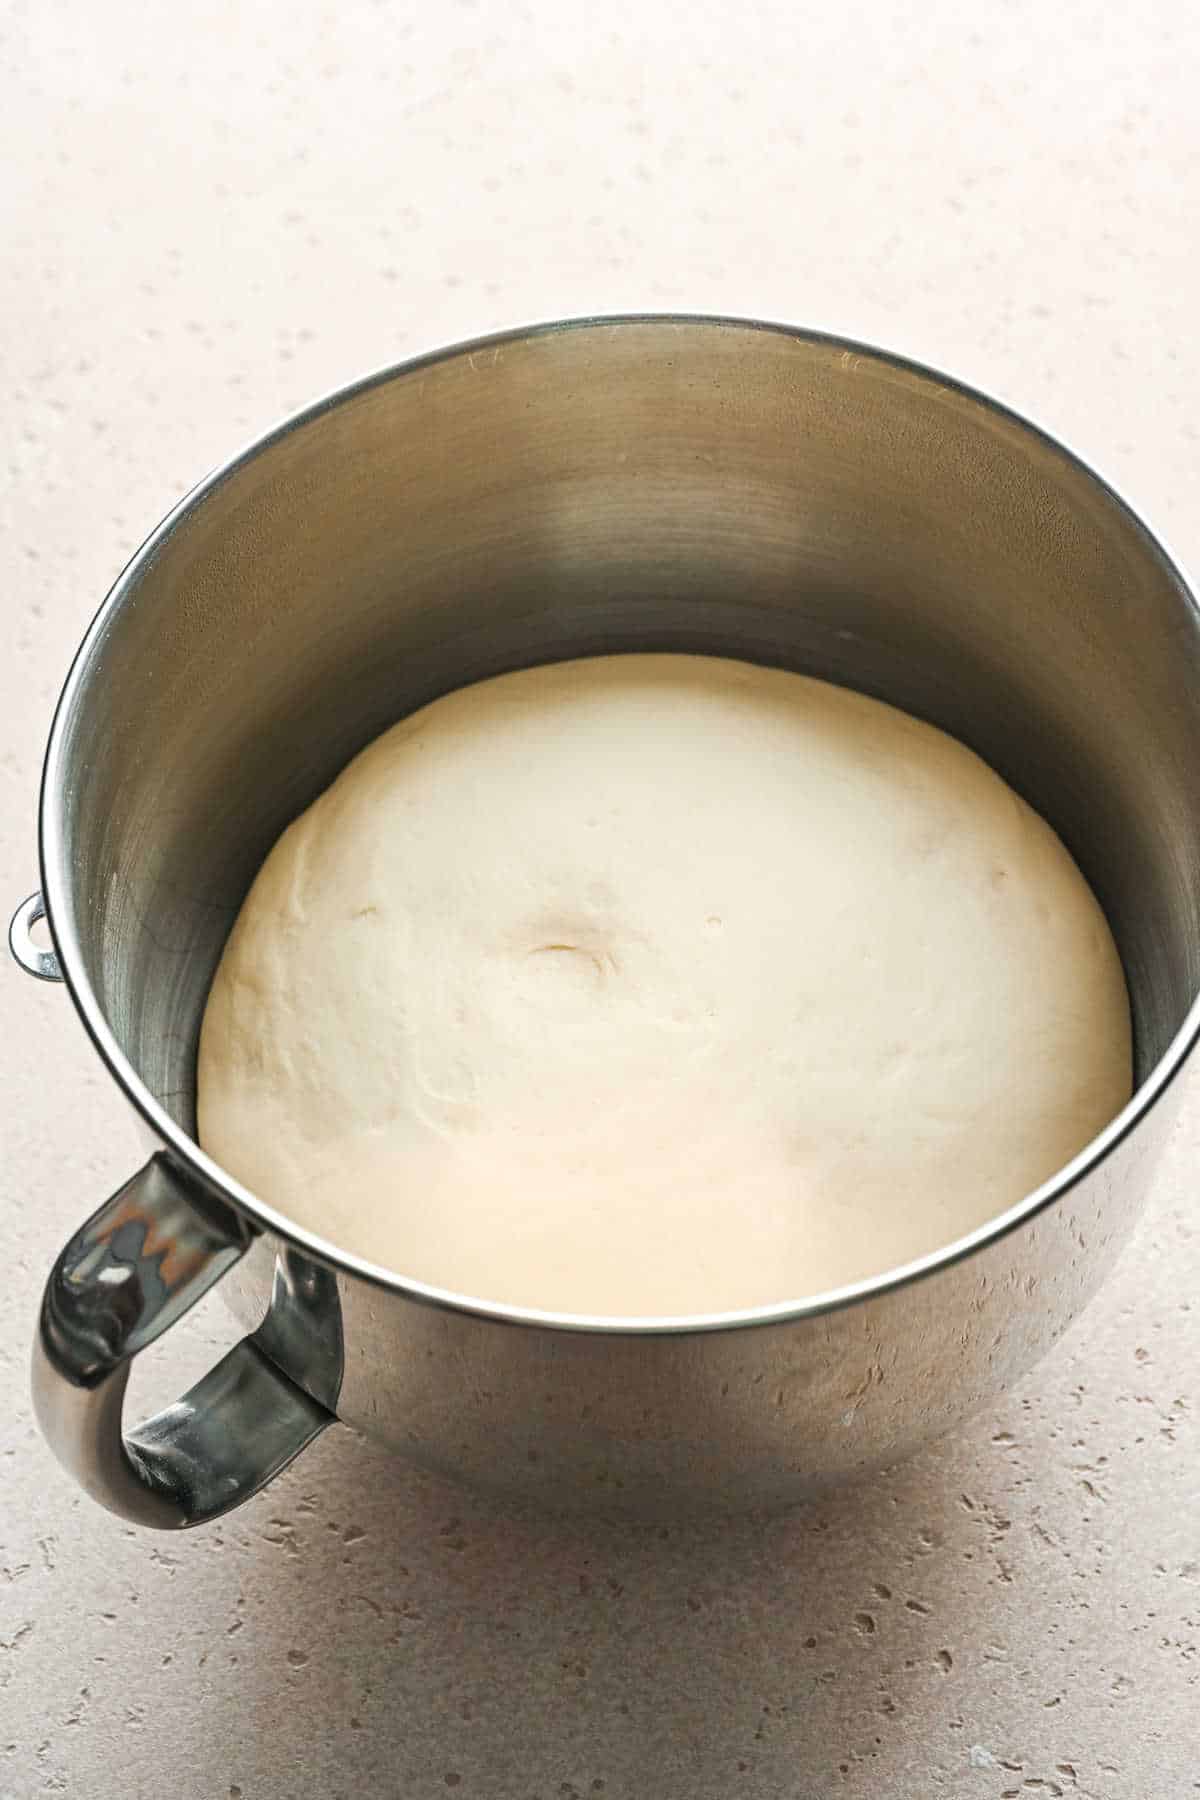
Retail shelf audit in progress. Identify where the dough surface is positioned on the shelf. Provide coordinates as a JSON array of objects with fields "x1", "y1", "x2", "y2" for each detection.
[{"x1": 197, "y1": 654, "x2": 1132, "y2": 1316}]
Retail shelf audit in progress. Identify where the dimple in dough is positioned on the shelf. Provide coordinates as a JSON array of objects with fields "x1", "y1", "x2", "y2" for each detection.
[{"x1": 197, "y1": 654, "x2": 1132, "y2": 1317}]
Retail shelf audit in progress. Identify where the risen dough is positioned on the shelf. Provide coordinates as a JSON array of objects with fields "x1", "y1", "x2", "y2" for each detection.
[{"x1": 197, "y1": 654, "x2": 1131, "y2": 1316}]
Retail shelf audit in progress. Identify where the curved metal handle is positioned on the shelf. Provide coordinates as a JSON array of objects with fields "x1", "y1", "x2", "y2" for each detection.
[
  {"x1": 32, "y1": 1156, "x2": 333, "y2": 1528},
  {"x1": 9, "y1": 891, "x2": 62, "y2": 981}
]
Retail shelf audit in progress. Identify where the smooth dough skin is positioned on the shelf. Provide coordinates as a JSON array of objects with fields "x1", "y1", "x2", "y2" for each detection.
[{"x1": 197, "y1": 654, "x2": 1132, "y2": 1316}]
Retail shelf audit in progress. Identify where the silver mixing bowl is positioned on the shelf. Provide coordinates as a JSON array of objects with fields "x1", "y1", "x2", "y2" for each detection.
[{"x1": 12, "y1": 316, "x2": 1200, "y2": 1527}]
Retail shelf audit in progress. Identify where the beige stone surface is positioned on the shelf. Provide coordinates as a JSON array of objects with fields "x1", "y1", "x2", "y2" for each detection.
[{"x1": 2, "y1": 2, "x2": 1198, "y2": 1795}]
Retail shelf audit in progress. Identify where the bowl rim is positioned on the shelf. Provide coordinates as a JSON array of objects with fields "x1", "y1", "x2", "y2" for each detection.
[{"x1": 37, "y1": 311, "x2": 1200, "y2": 1337}]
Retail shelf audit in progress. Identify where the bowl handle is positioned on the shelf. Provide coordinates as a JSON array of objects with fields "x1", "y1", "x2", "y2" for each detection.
[
  {"x1": 32, "y1": 1155, "x2": 333, "y2": 1528},
  {"x1": 9, "y1": 891, "x2": 62, "y2": 981}
]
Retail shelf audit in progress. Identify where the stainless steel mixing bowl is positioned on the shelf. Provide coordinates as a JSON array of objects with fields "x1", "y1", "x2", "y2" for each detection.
[{"x1": 12, "y1": 316, "x2": 1200, "y2": 1528}]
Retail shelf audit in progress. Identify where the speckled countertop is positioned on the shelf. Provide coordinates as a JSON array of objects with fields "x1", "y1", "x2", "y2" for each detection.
[{"x1": 2, "y1": 3, "x2": 1199, "y2": 1795}]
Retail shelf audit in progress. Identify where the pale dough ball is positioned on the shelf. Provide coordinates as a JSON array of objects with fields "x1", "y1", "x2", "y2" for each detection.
[{"x1": 197, "y1": 654, "x2": 1131, "y2": 1316}]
